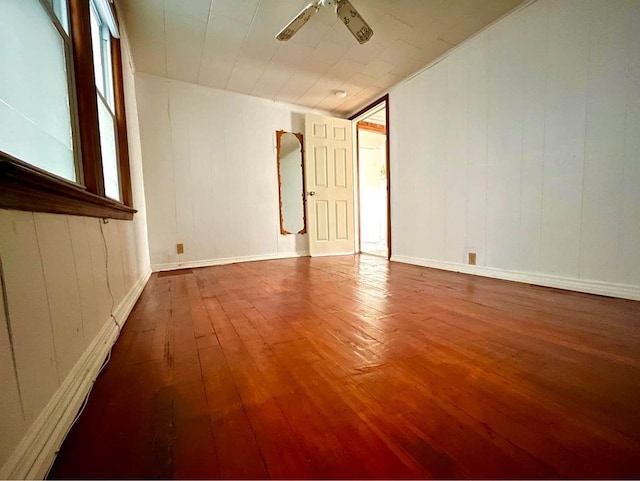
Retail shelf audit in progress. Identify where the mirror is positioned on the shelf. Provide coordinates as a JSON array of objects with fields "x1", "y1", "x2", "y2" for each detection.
[{"x1": 276, "y1": 130, "x2": 306, "y2": 235}]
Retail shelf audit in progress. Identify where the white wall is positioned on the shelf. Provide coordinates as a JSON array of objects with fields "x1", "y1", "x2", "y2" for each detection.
[
  {"x1": 0, "y1": 32, "x2": 150, "y2": 477},
  {"x1": 390, "y1": 0, "x2": 640, "y2": 299},
  {"x1": 135, "y1": 73, "x2": 325, "y2": 270}
]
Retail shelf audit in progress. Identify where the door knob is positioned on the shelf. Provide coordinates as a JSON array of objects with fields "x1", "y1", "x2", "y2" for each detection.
[{"x1": 307, "y1": 191, "x2": 316, "y2": 196}]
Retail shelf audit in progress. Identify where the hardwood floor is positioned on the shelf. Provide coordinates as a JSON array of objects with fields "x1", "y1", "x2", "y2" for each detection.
[{"x1": 49, "y1": 255, "x2": 640, "y2": 479}]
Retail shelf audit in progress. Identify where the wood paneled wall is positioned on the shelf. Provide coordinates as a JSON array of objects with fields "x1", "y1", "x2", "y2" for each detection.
[
  {"x1": 390, "y1": 0, "x2": 640, "y2": 292},
  {"x1": 135, "y1": 73, "x2": 327, "y2": 270},
  {"x1": 0, "y1": 31, "x2": 150, "y2": 471}
]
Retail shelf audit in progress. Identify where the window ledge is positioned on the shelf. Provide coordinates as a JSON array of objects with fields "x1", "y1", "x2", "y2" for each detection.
[{"x1": 0, "y1": 154, "x2": 136, "y2": 220}]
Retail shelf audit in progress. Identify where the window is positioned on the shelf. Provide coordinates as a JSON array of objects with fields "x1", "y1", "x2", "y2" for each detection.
[
  {"x1": 50, "y1": 0, "x2": 70, "y2": 33},
  {"x1": 0, "y1": 0, "x2": 135, "y2": 220},
  {"x1": 90, "y1": 0, "x2": 120, "y2": 200},
  {"x1": 0, "y1": 0, "x2": 78, "y2": 181}
]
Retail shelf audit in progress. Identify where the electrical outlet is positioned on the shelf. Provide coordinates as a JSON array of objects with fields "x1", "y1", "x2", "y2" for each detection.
[
  {"x1": 176, "y1": 243, "x2": 184, "y2": 254},
  {"x1": 468, "y1": 252, "x2": 477, "y2": 265}
]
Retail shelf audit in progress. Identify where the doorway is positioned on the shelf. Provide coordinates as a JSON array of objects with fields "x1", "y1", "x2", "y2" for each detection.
[{"x1": 353, "y1": 98, "x2": 389, "y2": 259}]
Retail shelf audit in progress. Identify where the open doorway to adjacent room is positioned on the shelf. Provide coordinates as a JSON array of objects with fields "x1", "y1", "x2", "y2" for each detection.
[{"x1": 355, "y1": 99, "x2": 389, "y2": 259}]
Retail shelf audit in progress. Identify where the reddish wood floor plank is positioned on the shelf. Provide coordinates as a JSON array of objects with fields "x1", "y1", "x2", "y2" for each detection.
[{"x1": 49, "y1": 255, "x2": 640, "y2": 479}]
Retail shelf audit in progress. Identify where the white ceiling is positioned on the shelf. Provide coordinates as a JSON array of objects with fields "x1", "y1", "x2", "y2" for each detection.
[{"x1": 118, "y1": 0, "x2": 523, "y2": 116}]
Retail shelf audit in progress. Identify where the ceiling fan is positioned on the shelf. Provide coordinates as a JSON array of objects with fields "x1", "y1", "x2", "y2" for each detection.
[{"x1": 276, "y1": 0, "x2": 373, "y2": 45}]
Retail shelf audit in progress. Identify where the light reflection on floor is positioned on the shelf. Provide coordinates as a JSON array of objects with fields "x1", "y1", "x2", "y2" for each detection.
[{"x1": 361, "y1": 241, "x2": 387, "y2": 258}]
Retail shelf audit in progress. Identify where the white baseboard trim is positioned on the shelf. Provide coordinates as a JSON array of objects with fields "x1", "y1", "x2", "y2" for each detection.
[
  {"x1": 152, "y1": 251, "x2": 310, "y2": 272},
  {"x1": 391, "y1": 255, "x2": 640, "y2": 301},
  {"x1": 310, "y1": 251, "x2": 356, "y2": 258},
  {"x1": 0, "y1": 268, "x2": 151, "y2": 480}
]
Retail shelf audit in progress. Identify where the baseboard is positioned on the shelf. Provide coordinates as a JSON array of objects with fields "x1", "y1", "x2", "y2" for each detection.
[
  {"x1": 391, "y1": 255, "x2": 640, "y2": 301},
  {"x1": 152, "y1": 251, "x2": 310, "y2": 272},
  {"x1": 0, "y1": 268, "x2": 151, "y2": 480},
  {"x1": 310, "y1": 251, "x2": 356, "y2": 258}
]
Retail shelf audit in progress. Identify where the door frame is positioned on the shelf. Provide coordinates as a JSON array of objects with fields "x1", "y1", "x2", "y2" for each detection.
[{"x1": 349, "y1": 94, "x2": 391, "y2": 260}]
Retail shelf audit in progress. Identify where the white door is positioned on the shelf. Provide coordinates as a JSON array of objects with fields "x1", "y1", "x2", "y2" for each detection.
[{"x1": 304, "y1": 113, "x2": 355, "y2": 256}]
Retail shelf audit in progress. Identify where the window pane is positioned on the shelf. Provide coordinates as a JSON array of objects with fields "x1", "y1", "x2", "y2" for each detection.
[
  {"x1": 97, "y1": 96, "x2": 120, "y2": 201},
  {"x1": 90, "y1": 5, "x2": 105, "y2": 97},
  {"x1": 102, "y1": 31, "x2": 115, "y2": 110},
  {"x1": 0, "y1": 0, "x2": 76, "y2": 181},
  {"x1": 52, "y1": 0, "x2": 69, "y2": 34},
  {"x1": 90, "y1": 3, "x2": 115, "y2": 110}
]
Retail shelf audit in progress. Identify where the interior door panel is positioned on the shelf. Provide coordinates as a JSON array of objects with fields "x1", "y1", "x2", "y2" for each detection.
[{"x1": 304, "y1": 114, "x2": 354, "y2": 256}]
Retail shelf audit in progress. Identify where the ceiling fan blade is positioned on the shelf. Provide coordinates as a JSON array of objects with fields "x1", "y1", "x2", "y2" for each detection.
[
  {"x1": 336, "y1": 0, "x2": 373, "y2": 44},
  {"x1": 276, "y1": 3, "x2": 319, "y2": 41}
]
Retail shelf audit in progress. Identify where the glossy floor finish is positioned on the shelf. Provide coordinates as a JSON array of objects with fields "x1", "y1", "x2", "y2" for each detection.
[{"x1": 49, "y1": 256, "x2": 640, "y2": 479}]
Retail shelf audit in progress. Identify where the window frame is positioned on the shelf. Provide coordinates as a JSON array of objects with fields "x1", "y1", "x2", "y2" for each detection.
[{"x1": 0, "y1": 0, "x2": 135, "y2": 220}]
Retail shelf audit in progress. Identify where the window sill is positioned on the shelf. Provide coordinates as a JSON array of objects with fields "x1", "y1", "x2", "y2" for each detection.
[{"x1": 0, "y1": 154, "x2": 136, "y2": 220}]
